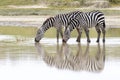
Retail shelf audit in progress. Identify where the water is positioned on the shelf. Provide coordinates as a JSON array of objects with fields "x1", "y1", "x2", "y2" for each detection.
[{"x1": 0, "y1": 27, "x2": 120, "y2": 80}]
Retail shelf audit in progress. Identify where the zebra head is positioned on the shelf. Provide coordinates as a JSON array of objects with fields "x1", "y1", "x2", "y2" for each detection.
[
  {"x1": 63, "y1": 28, "x2": 71, "y2": 43},
  {"x1": 35, "y1": 17, "x2": 55, "y2": 42},
  {"x1": 35, "y1": 28, "x2": 44, "y2": 42}
]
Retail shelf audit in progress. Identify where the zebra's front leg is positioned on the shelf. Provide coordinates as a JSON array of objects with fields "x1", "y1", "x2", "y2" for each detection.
[
  {"x1": 59, "y1": 28, "x2": 63, "y2": 39},
  {"x1": 76, "y1": 28, "x2": 82, "y2": 42},
  {"x1": 84, "y1": 28, "x2": 90, "y2": 43},
  {"x1": 57, "y1": 29, "x2": 59, "y2": 43}
]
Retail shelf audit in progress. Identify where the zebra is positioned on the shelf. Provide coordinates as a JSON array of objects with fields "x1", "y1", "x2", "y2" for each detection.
[
  {"x1": 63, "y1": 10, "x2": 106, "y2": 43},
  {"x1": 35, "y1": 43, "x2": 105, "y2": 72},
  {"x1": 35, "y1": 11, "x2": 81, "y2": 43}
]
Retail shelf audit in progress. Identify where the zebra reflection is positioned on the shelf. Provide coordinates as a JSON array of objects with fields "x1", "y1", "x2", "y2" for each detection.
[{"x1": 35, "y1": 43, "x2": 105, "y2": 72}]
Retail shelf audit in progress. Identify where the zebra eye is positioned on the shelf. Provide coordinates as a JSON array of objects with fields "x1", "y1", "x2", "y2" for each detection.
[{"x1": 39, "y1": 31, "x2": 41, "y2": 34}]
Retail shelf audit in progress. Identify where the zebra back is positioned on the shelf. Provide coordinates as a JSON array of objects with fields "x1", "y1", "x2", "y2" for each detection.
[
  {"x1": 54, "y1": 11, "x2": 81, "y2": 27},
  {"x1": 82, "y1": 10, "x2": 105, "y2": 28}
]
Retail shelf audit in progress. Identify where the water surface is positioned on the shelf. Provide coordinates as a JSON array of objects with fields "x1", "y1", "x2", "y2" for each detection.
[{"x1": 0, "y1": 27, "x2": 120, "y2": 80}]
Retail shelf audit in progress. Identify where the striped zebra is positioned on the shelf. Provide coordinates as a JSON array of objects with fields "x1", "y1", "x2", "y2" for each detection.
[
  {"x1": 63, "y1": 10, "x2": 106, "y2": 43},
  {"x1": 35, "y1": 43, "x2": 105, "y2": 72},
  {"x1": 35, "y1": 11, "x2": 81, "y2": 42}
]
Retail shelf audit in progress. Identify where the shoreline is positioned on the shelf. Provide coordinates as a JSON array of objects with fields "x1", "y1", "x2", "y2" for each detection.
[{"x1": 0, "y1": 15, "x2": 119, "y2": 28}]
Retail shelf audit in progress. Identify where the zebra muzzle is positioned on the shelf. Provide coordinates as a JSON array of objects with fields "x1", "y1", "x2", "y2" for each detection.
[
  {"x1": 62, "y1": 39, "x2": 66, "y2": 43},
  {"x1": 35, "y1": 38, "x2": 39, "y2": 42}
]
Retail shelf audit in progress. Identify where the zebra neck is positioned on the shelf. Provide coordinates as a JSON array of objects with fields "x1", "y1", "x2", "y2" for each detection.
[
  {"x1": 70, "y1": 27, "x2": 74, "y2": 32},
  {"x1": 42, "y1": 25, "x2": 52, "y2": 33},
  {"x1": 69, "y1": 25, "x2": 75, "y2": 32}
]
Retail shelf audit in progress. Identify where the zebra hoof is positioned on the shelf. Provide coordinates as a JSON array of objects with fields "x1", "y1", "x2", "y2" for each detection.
[
  {"x1": 35, "y1": 38, "x2": 39, "y2": 43},
  {"x1": 87, "y1": 40, "x2": 91, "y2": 43},
  {"x1": 76, "y1": 39, "x2": 80, "y2": 43},
  {"x1": 62, "y1": 39, "x2": 66, "y2": 43},
  {"x1": 103, "y1": 39, "x2": 105, "y2": 43},
  {"x1": 96, "y1": 40, "x2": 99, "y2": 43}
]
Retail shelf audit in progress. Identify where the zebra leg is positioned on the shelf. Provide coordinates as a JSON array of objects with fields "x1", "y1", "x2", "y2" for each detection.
[
  {"x1": 59, "y1": 28, "x2": 63, "y2": 39},
  {"x1": 102, "y1": 22, "x2": 106, "y2": 43},
  {"x1": 84, "y1": 28, "x2": 91, "y2": 43},
  {"x1": 57, "y1": 29, "x2": 59, "y2": 43},
  {"x1": 76, "y1": 28, "x2": 82, "y2": 42},
  {"x1": 96, "y1": 28, "x2": 101, "y2": 43},
  {"x1": 102, "y1": 28, "x2": 106, "y2": 43}
]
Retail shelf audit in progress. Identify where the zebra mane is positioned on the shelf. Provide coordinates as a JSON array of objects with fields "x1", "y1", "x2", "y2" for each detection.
[
  {"x1": 66, "y1": 11, "x2": 80, "y2": 15},
  {"x1": 43, "y1": 17, "x2": 54, "y2": 25}
]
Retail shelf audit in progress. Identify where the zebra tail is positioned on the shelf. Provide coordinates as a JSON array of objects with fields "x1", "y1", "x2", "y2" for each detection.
[{"x1": 103, "y1": 20, "x2": 106, "y2": 28}]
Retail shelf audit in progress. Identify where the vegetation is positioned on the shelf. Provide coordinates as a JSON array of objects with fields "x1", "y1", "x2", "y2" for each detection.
[
  {"x1": 0, "y1": 26, "x2": 120, "y2": 38},
  {"x1": 0, "y1": 0, "x2": 119, "y2": 7},
  {"x1": 109, "y1": 0, "x2": 120, "y2": 4},
  {"x1": 0, "y1": 8, "x2": 119, "y2": 16},
  {"x1": 0, "y1": 0, "x2": 37, "y2": 6},
  {"x1": 0, "y1": 0, "x2": 83, "y2": 6},
  {"x1": 0, "y1": 26, "x2": 37, "y2": 37}
]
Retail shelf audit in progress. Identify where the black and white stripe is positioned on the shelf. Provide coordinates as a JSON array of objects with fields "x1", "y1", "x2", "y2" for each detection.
[
  {"x1": 35, "y1": 11, "x2": 81, "y2": 42},
  {"x1": 63, "y1": 10, "x2": 106, "y2": 43}
]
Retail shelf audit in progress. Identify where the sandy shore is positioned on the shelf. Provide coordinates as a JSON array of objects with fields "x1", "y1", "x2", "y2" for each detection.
[
  {"x1": 0, "y1": 15, "x2": 119, "y2": 28},
  {"x1": 0, "y1": 16, "x2": 49, "y2": 27}
]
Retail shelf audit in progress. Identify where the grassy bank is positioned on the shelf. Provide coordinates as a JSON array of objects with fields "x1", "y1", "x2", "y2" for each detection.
[
  {"x1": 0, "y1": 26, "x2": 37, "y2": 37},
  {"x1": 0, "y1": 0, "x2": 38, "y2": 6},
  {"x1": 0, "y1": 8, "x2": 120, "y2": 16},
  {"x1": 0, "y1": 26, "x2": 120, "y2": 38},
  {"x1": 0, "y1": 0, "x2": 120, "y2": 7},
  {"x1": 0, "y1": 0, "x2": 119, "y2": 16}
]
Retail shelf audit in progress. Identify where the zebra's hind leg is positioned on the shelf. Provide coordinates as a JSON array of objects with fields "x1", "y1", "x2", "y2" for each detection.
[
  {"x1": 96, "y1": 28, "x2": 101, "y2": 43},
  {"x1": 99, "y1": 21, "x2": 106, "y2": 43},
  {"x1": 76, "y1": 28, "x2": 82, "y2": 42},
  {"x1": 102, "y1": 28, "x2": 106, "y2": 43},
  {"x1": 102, "y1": 22, "x2": 106, "y2": 43}
]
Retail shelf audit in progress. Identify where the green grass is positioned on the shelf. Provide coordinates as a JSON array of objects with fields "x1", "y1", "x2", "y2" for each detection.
[
  {"x1": 0, "y1": 0, "x2": 82, "y2": 6},
  {"x1": 0, "y1": 26, "x2": 120, "y2": 38},
  {"x1": 0, "y1": 0, "x2": 38, "y2": 6},
  {"x1": 0, "y1": 0, "x2": 119, "y2": 16},
  {"x1": 0, "y1": 8, "x2": 119, "y2": 16},
  {"x1": 106, "y1": 28, "x2": 120, "y2": 37},
  {"x1": 109, "y1": 0, "x2": 120, "y2": 5},
  {"x1": 0, "y1": 8, "x2": 71, "y2": 16},
  {"x1": 0, "y1": 26, "x2": 37, "y2": 37},
  {"x1": 0, "y1": 0, "x2": 119, "y2": 8}
]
